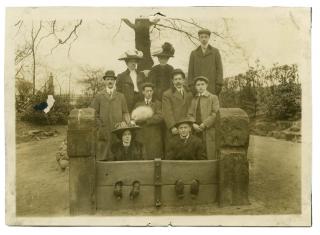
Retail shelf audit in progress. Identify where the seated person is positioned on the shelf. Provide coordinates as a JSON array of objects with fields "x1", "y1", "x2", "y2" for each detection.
[
  {"x1": 166, "y1": 117, "x2": 207, "y2": 160},
  {"x1": 110, "y1": 122, "x2": 146, "y2": 161}
]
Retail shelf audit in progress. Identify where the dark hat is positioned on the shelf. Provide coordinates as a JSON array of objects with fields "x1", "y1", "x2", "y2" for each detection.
[
  {"x1": 112, "y1": 122, "x2": 141, "y2": 137},
  {"x1": 193, "y1": 76, "x2": 209, "y2": 84},
  {"x1": 198, "y1": 28, "x2": 211, "y2": 36},
  {"x1": 118, "y1": 50, "x2": 143, "y2": 61},
  {"x1": 103, "y1": 70, "x2": 116, "y2": 80},
  {"x1": 152, "y1": 42, "x2": 175, "y2": 58},
  {"x1": 172, "y1": 68, "x2": 185, "y2": 79},
  {"x1": 141, "y1": 82, "x2": 155, "y2": 90},
  {"x1": 174, "y1": 117, "x2": 195, "y2": 128}
]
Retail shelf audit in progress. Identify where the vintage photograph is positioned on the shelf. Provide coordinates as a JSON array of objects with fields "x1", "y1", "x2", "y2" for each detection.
[{"x1": 5, "y1": 6, "x2": 311, "y2": 226}]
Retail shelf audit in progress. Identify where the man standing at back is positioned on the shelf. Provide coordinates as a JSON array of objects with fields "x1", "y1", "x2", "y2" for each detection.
[{"x1": 188, "y1": 29, "x2": 223, "y2": 95}]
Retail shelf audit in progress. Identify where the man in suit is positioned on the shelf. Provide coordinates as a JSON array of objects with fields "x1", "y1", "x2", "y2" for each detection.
[
  {"x1": 90, "y1": 70, "x2": 130, "y2": 160},
  {"x1": 133, "y1": 83, "x2": 164, "y2": 159},
  {"x1": 162, "y1": 69, "x2": 193, "y2": 134},
  {"x1": 162, "y1": 69, "x2": 193, "y2": 153},
  {"x1": 188, "y1": 29, "x2": 223, "y2": 95},
  {"x1": 116, "y1": 49, "x2": 146, "y2": 112}
]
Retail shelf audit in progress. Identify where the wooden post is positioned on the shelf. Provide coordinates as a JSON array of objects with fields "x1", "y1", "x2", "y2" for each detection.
[
  {"x1": 67, "y1": 108, "x2": 96, "y2": 215},
  {"x1": 216, "y1": 108, "x2": 250, "y2": 206}
]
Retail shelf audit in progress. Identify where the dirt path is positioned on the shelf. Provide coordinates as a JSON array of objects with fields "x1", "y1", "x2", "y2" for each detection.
[
  {"x1": 15, "y1": 132, "x2": 301, "y2": 216},
  {"x1": 16, "y1": 127, "x2": 69, "y2": 216}
]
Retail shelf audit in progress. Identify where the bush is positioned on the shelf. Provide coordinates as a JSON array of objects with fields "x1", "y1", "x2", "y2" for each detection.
[
  {"x1": 20, "y1": 93, "x2": 72, "y2": 125},
  {"x1": 265, "y1": 82, "x2": 301, "y2": 120},
  {"x1": 220, "y1": 63, "x2": 301, "y2": 121}
]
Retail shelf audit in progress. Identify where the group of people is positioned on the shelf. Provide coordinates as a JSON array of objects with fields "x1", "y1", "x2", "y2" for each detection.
[{"x1": 91, "y1": 28, "x2": 223, "y2": 161}]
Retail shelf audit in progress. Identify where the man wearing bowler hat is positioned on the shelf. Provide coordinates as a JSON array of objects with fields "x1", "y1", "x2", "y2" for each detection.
[
  {"x1": 91, "y1": 70, "x2": 130, "y2": 160},
  {"x1": 187, "y1": 28, "x2": 223, "y2": 95}
]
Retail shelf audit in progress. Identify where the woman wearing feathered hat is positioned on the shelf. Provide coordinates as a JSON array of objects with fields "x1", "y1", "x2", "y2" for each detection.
[
  {"x1": 110, "y1": 122, "x2": 146, "y2": 161},
  {"x1": 116, "y1": 49, "x2": 147, "y2": 112},
  {"x1": 148, "y1": 42, "x2": 175, "y2": 100}
]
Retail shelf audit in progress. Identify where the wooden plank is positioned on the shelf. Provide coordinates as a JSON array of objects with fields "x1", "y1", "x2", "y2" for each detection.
[
  {"x1": 96, "y1": 184, "x2": 218, "y2": 211},
  {"x1": 96, "y1": 185, "x2": 154, "y2": 210},
  {"x1": 161, "y1": 184, "x2": 218, "y2": 207},
  {"x1": 161, "y1": 160, "x2": 219, "y2": 185},
  {"x1": 96, "y1": 160, "x2": 219, "y2": 186},
  {"x1": 96, "y1": 160, "x2": 155, "y2": 186},
  {"x1": 69, "y1": 157, "x2": 95, "y2": 215}
]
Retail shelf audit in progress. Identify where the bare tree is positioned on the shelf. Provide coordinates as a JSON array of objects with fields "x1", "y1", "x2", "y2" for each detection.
[
  {"x1": 116, "y1": 15, "x2": 249, "y2": 71},
  {"x1": 78, "y1": 66, "x2": 105, "y2": 96},
  {"x1": 14, "y1": 19, "x2": 83, "y2": 95}
]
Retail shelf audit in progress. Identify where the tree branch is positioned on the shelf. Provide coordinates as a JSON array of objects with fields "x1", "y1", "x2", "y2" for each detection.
[{"x1": 122, "y1": 18, "x2": 135, "y2": 30}]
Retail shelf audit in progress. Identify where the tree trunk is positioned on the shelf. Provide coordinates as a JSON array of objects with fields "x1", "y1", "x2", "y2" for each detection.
[
  {"x1": 123, "y1": 18, "x2": 154, "y2": 71},
  {"x1": 134, "y1": 19, "x2": 154, "y2": 71},
  {"x1": 31, "y1": 45, "x2": 36, "y2": 95}
]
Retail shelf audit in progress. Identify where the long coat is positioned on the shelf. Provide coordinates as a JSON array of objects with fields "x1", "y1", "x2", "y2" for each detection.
[
  {"x1": 148, "y1": 64, "x2": 174, "y2": 100},
  {"x1": 188, "y1": 45, "x2": 223, "y2": 95},
  {"x1": 166, "y1": 135, "x2": 207, "y2": 160},
  {"x1": 110, "y1": 141, "x2": 146, "y2": 161},
  {"x1": 188, "y1": 90, "x2": 220, "y2": 160},
  {"x1": 162, "y1": 87, "x2": 193, "y2": 130},
  {"x1": 116, "y1": 69, "x2": 146, "y2": 111},
  {"x1": 90, "y1": 91, "x2": 130, "y2": 160},
  {"x1": 134, "y1": 100, "x2": 164, "y2": 160}
]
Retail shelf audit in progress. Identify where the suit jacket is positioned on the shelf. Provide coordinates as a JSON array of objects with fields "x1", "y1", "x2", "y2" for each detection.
[
  {"x1": 116, "y1": 69, "x2": 146, "y2": 111},
  {"x1": 90, "y1": 91, "x2": 130, "y2": 160},
  {"x1": 162, "y1": 87, "x2": 193, "y2": 130},
  {"x1": 110, "y1": 141, "x2": 146, "y2": 161},
  {"x1": 166, "y1": 134, "x2": 207, "y2": 160},
  {"x1": 188, "y1": 90, "x2": 220, "y2": 160},
  {"x1": 90, "y1": 90, "x2": 130, "y2": 137},
  {"x1": 134, "y1": 100, "x2": 164, "y2": 159},
  {"x1": 188, "y1": 45, "x2": 223, "y2": 95}
]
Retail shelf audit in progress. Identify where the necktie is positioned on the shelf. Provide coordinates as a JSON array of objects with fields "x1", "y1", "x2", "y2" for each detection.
[{"x1": 196, "y1": 96, "x2": 202, "y2": 124}]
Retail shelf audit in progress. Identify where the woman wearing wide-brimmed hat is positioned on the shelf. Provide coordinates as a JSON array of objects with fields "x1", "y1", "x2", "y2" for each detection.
[
  {"x1": 148, "y1": 42, "x2": 175, "y2": 100},
  {"x1": 110, "y1": 122, "x2": 146, "y2": 161},
  {"x1": 116, "y1": 49, "x2": 147, "y2": 112}
]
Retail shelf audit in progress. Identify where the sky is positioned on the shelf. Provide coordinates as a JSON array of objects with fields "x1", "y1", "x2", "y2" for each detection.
[{"x1": 8, "y1": 7, "x2": 311, "y2": 94}]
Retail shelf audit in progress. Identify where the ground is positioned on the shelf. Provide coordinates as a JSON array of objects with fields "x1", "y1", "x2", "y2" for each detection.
[{"x1": 15, "y1": 123, "x2": 301, "y2": 216}]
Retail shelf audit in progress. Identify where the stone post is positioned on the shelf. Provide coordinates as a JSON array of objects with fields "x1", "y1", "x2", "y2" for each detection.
[
  {"x1": 67, "y1": 108, "x2": 96, "y2": 215},
  {"x1": 216, "y1": 108, "x2": 250, "y2": 206}
]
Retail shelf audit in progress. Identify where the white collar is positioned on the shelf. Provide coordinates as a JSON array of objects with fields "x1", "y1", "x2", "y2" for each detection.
[
  {"x1": 174, "y1": 86, "x2": 184, "y2": 92},
  {"x1": 201, "y1": 43, "x2": 209, "y2": 50},
  {"x1": 106, "y1": 86, "x2": 115, "y2": 94},
  {"x1": 197, "y1": 90, "x2": 209, "y2": 97},
  {"x1": 145, "y1": 98, "x2": 152, "y2": 103},
  {"x1": 123, "y1": 142, "x2": 130, "y2": 147},
  {"x1": 180, "y1": 134, "x2": 190, "y2": 141}
]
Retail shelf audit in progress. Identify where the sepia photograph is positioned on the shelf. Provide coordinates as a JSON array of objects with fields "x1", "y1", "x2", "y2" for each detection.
[{"x1": 4, "y1": 6, "x2": 311, "y2": 226}]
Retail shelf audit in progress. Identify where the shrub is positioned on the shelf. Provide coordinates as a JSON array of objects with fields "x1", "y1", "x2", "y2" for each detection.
[{"x1": 20, "y1": 93, "x2": 72, "y2": 125}]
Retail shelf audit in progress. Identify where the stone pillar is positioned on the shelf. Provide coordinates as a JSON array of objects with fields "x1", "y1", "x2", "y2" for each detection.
[
  {"x1": 67, "y1": 108, "x2": 96, "y2": 215},
  {"x1": 216, "y1": 108, "x2": 250, "y2": 206}
]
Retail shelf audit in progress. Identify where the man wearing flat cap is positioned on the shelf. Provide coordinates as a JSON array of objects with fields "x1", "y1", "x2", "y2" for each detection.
[
  {"x1": 162, "y1": 69, "x2": 193, "y2": 153},
  {"x1": 188, "y1": 76, "x2": 220, "y2": 160},
  {"x1": 116, "y1": 49, "x2": 147, "y2": 112},
  {"x1": 90, "y1": 70, "x2": 130, "y2": 160},
  {"x1": 187, "y1": 28, "x2": 223, "y2": 96},
  {"x1": 132, "y1": 82, "x2": 164, "y2": 159}
]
